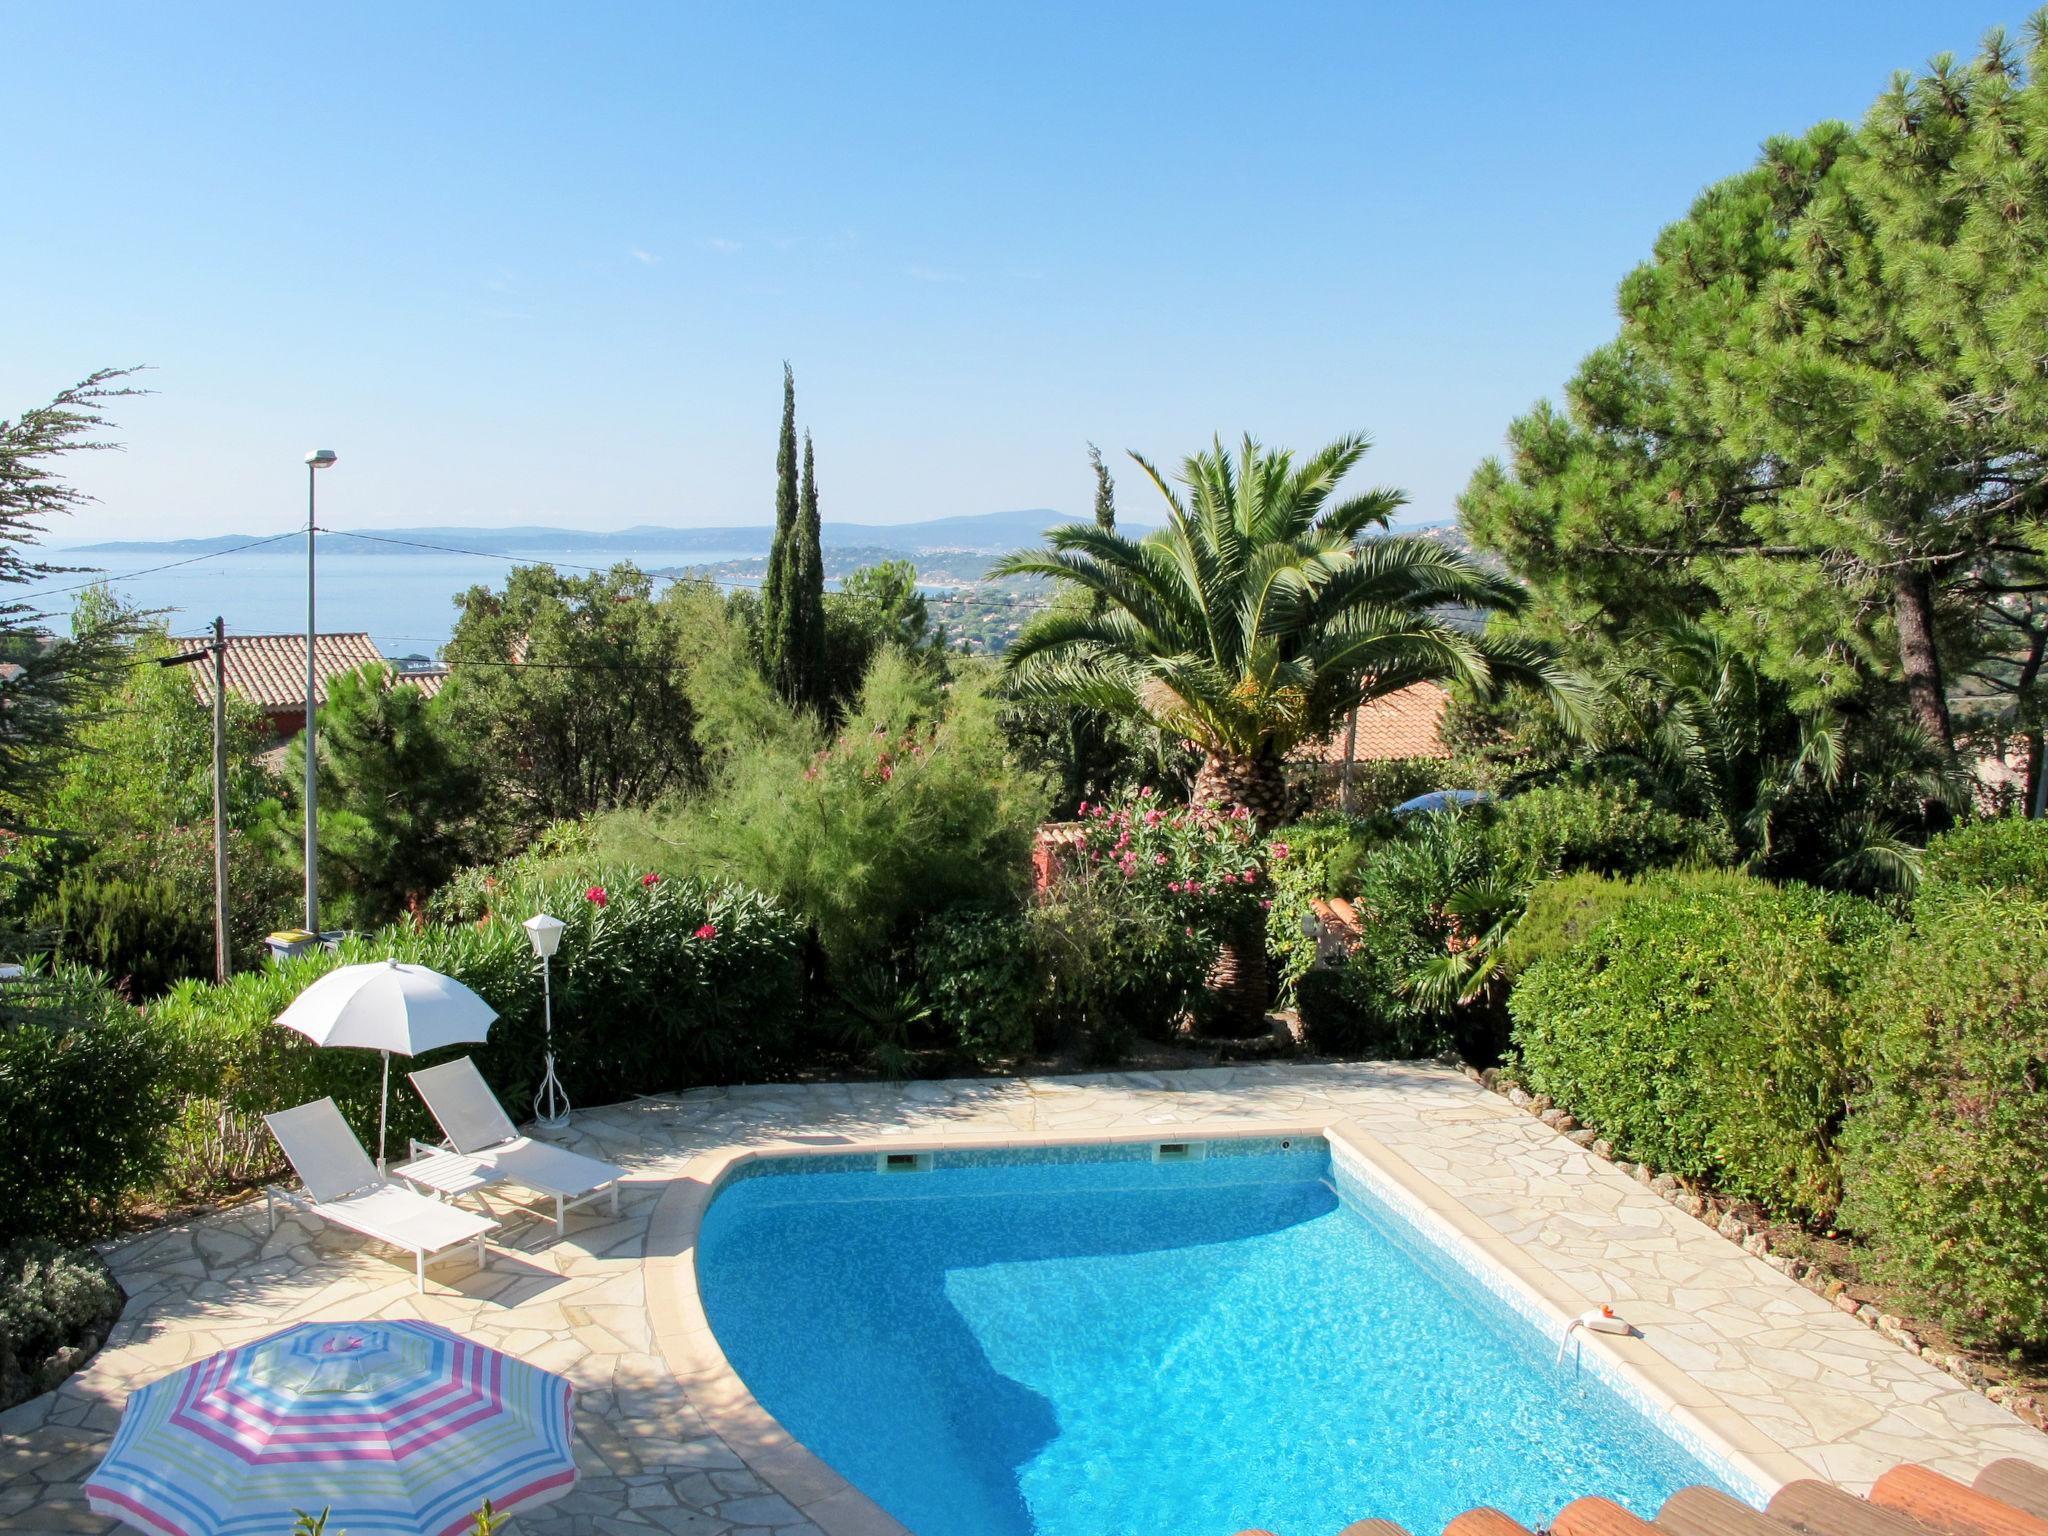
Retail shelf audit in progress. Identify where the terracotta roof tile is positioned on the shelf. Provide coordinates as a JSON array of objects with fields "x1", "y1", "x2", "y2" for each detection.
[
  {"x1": 1292, "y1": 680, "x2": 1451, "y2": 764},
  {"x1": 169, "y1": 633, "x2": 386, "y2": 711}
]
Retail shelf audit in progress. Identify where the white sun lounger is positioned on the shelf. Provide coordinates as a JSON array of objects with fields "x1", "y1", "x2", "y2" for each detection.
[
  {"x1": 404, "y1": 1057, "x2": 624, "y2": 1235},
  {"x1": 263, "y1": 1098, "x2": 497, "y2": 1293}
]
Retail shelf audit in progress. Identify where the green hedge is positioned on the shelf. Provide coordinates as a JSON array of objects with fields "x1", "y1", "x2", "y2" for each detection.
[
  {"x1": 1915, "y1": 814, "x2": 2048, "y2": 898},
  {"x1": 0, "y1": 967, "x2": 179, "y2": 1241},
  {"x1": 1487, "y1": 781, "x2": 1730, "y2": 882},
  {"x1": 916, "y1": 906, "x2": 1037, "y2": 1065},
  {"x1": 149, "y1": 867, "x2": 804, "y2": 1197},
  {"x1": 1508, "y1": 869, "x2": 1885, "y2": 1215},
  {"x1": 1839, "y1": 887, "x2": 2048, "y2": 1348}
]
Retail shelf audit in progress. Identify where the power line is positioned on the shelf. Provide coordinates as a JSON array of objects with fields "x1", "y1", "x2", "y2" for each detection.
[{"x1": 14, "y1": 530, "x2": 304, "y2": 602}]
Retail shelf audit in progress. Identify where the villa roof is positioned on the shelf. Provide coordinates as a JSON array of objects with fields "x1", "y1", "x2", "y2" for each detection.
[
  {"x1": 169, "y1": 632, "x2": 387, "y2": 711},
  {"x1": 398, "y1": 667, "x2": 450, "y2": 700},
  {"x1": 1293, "y1": 680, "x2": 1452, "y2": 764}
]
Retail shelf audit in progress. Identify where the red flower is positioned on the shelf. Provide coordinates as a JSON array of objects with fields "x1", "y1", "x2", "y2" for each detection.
[
  {"x1": 642, "y1": 872, "x2": 661, "y2": 887},
  {"x1": 585, "y1": 886, "x2": 609, "y2": 907},
  {"x1": 695, "y1": 923, "x2": 718, "y2": 940},
  {"x1": 1077, "y1": 800, "x2": 1089, "y2": 815}
]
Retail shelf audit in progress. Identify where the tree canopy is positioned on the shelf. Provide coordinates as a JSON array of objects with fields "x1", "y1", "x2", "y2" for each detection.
[
  {"x1": 998, "y1": 433, "x2": 1573, "y2": 821},
  {"x1": 1462, "y1": 21, "x2": 2048, "y2": 787}
]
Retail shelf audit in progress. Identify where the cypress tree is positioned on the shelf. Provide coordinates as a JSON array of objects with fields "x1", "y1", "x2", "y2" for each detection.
[
  {"x1": 762, "y1": 363, "x2": 798, "y2": 690},
  {"x1": 1089, "y1": 441, "x2": 1116, "y2": 533},
  {"x1": 1062, "y1": 444, "x2": 1121, "y2": 812},
  {"x1": 789, "y1": 430, "x2": 827, "y2": 709}
]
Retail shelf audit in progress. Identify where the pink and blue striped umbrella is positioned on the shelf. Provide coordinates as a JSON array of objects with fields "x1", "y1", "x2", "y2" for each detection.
[{"x1": 86, "y1": 1320, "x2": 576, "y2": 1536}]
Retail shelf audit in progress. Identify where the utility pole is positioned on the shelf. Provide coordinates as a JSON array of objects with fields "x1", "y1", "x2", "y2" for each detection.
[
  {"x1": 210, "y1": 616, "x2": 228, "y2": 982},
  {"x1": 158, "y1": 623, "x2": 232, "y2": 981}
]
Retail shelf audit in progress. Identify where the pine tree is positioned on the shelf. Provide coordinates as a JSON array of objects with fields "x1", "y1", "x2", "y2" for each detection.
[
  {"x1": 0, "y1": 369, "x2": 144, "y2": 838},
  {"x1": 788, "y1": 430, "x2": 828, "y2": 710},
  {"x1": 762, "y1": 364, "x2": 799, "y2": 691}
]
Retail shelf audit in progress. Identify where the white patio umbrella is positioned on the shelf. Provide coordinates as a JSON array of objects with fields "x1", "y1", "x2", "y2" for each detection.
[{"x1": 276, "y1": 958, "x2": 497, "y2": 1171}]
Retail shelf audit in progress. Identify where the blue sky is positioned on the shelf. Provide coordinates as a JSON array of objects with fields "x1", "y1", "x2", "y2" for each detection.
[{"x1": 3, "y1": 2, "x2": 2009, "y2": 542}]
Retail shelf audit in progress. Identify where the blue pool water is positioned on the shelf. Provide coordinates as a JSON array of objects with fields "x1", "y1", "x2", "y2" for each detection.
[{"x1": 697, "y1": 1139, "x2": 1738, "y2": 1536}]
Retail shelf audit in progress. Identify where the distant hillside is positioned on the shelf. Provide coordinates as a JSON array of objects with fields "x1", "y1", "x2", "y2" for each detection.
[
  {"x1": 70, "y1": 509, "x2": 1479, "y2": 580},
  {"x1": 71, "y1": 507, "x2": 1123, "y2": 559}
]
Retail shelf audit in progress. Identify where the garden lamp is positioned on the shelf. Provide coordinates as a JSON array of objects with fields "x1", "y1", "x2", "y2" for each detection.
[{"x1": 523, "y1": 914, "x2": 570, "y2": 1130}]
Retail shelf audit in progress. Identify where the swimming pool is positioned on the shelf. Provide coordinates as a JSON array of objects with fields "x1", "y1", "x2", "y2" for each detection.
[{"x1": 697, "y1": 1135, "x2": 1747, "y2": 1536}]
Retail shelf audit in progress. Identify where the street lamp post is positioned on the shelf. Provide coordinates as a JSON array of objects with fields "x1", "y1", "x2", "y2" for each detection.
[
  {"x1": 303, "y1": 448, "x2": 337, "y2": 934},
  {"x1": 522, "y1": 914, "x2": 570, "y2": 1129}
]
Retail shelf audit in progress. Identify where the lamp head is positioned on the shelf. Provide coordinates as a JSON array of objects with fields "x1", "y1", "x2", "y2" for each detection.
[
  {"x1": 522, "y1": 913, "x2": 566, "y2": 959},
  {"x1": 305, "y1": 449, "x2": 338, "y2": 469}
]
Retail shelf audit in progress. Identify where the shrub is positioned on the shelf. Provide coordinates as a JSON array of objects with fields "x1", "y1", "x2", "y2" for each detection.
[
  {"x1": 1497, "y1": 870, "x2": 1642, "y2": 981},
  {"x1": 151, "y1": 868, "x2": 804, "y2": 1196},
  {"x1": 1261, "y1": 812, "x2": 1376, "y2": 1001},
  {"x1": 1297, "y1": 929, "x2": 1442, "y2": 1058},
  {"x1": 0, "y1": 1239, "x2": 123, "y2": 1410},
  {"x1": 1509, "y1": 870, "x2": 1886, "y2": 1215},
  {"x1": 678, "y1": 652, "x2": 1049, "y2": 970},
  {"x1": 1839, "y1": 892, "x2": 2048, "y2": 1348},
  {"x1": 916, "y1": 907, "x2": 1038, "y2": 1065},
  {"x1": 0, "y1": 966, "x2": 179, "y2": 1240},
  {"x1": 33, "y1": 871, "x2": 212, "y2": 1000},
  {"x1": 1486, "y1": 782, "x2": 1729, "y2": 884},
  {"x1": 1915, "y1": 815, "x2": 2048, "y2": 901},
  {"x1": 1029, "y1": 878, "x2": 1211, "y2": 1064}
]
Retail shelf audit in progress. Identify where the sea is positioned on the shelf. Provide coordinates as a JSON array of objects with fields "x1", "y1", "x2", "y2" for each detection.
[{"x1": 29, "y1": 541, "x2": 756, "y2": 660}]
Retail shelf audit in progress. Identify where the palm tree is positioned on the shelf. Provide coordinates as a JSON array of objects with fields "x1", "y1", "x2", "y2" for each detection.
[
  {"x1": 998, "y1": 432, "x2": 1578, "y2": 1029},
  {"x1": 996, "y1": 433, "x2": 1576, "y2": 821}
]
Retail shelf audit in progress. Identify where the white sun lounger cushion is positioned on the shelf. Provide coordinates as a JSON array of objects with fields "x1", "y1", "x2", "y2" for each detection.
[
  {"x1": 263, "y1": 1098, "x2": 497, "y2": 1291},
  {"x1": 315, "y1": 1183, "x2": 496, "y2": 1251}
]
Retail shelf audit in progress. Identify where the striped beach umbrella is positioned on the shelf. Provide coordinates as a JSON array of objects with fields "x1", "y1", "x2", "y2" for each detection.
[{"x1": 85, "y1": 1320, "x2": 575, "y2": 1536}]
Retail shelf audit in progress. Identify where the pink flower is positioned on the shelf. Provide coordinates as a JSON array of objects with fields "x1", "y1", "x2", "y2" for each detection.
[
  {"x1": 642, "y1": 872, "x2": 661, "y2": 887},
  {"x1": 1139, "y1": 786, "x2": 1154, "y2": 798},
  {"x1": 1230, "y1": 806, "x2": 1250, "y2": 821},
  {"x1": 1167, "y1": 881, "x2": 1182, "y2": 893},
  {"x1": 1077, "y1": 800, "x2": 1089, "y2": 816},
  {"x1": 694, "y1": 923, "x2": 717, "y2": 940},
  {"x1": 1154, "y1": 852, "x2": 1168, "y2": 866},
  {"x1": 1271, "y1": 842, "x2": 1290, "y2": 861},
  {"x1": 1261, "y1": 899, "x2": 1273, "y2": 910},
  {"x1": 585, "y1": 885, "x2": 608, "y2": 906},
  {"x1": 1145, "y1": 809, "x2": 1163, "y2": 826}
]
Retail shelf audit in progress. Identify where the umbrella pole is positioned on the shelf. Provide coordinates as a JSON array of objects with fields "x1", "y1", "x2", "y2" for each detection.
[{"x1": 378, "y1": 1049, "x2": 390, "y2": 1175}]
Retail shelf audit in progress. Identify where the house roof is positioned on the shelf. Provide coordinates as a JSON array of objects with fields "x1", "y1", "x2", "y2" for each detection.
[
  {"x1": 397, "y1": 667, "x2": 450, "y2": 700},
  {"x1": 169, "y1": 633, "x2": 387, "y2": 712},
  {"x1": 1292, "y1": 680, "x2": 1452, "y2": 764}
]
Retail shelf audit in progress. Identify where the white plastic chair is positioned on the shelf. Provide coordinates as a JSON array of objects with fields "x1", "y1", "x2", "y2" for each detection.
[
  {"x1": 263, "y1": 1098, "x2": 496, "y2": 1292},
  {"x1": 404, "y1": 1057, "x2": 624, "y2": 1235}
]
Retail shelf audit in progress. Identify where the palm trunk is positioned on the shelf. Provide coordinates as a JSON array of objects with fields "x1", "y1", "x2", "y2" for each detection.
[
  {"x1": 1190, "y1": 747, "x2": 1290, "y2": 825},
  {"x1": 1190, "y1": 747, "x2": 1283, "y2": 1035}
]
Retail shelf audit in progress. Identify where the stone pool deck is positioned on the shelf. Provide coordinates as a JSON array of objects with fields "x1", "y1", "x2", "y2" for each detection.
[{"x1": 2, "y1": 1062, "x2": 2043, "y2": 1535}]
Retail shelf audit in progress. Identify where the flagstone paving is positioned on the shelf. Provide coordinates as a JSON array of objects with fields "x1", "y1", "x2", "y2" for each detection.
[{"x1": 1, "y1": 1062, "x2": 2042, "y2": 1535}]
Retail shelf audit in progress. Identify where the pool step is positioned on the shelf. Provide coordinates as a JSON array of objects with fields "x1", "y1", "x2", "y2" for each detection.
[{"x1": 1228, "y1": 1462, "x2": 2048, "y2": 1536}]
